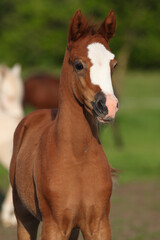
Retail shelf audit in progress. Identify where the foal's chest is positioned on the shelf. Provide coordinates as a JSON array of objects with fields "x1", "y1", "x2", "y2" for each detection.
[{"x1": 44, "y1": 148, "x2": 112, "y2": 217}]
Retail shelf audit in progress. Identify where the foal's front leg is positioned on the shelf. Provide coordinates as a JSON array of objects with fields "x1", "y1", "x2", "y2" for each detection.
[
  {"x1": 41, "y1": 220, "x2": 68, "y2": 240},
  {"x1": 13, "y1": 188, "x2": 40, "y2": 240},
  {"x1": 82, "y1": 216, "x2": 112, "y2": 240},
  {"x1": 41, "y1": 215, "x2": 79, "y2": 240}
]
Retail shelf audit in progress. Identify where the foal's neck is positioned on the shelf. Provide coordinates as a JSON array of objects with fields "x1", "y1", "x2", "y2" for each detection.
[{"x1": 55, "y1": 50, "x2": 99, "y2": 154}]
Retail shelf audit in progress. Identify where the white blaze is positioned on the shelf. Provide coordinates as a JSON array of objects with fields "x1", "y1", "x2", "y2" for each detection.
[{"x1": 87, "y1": 43, "x2": 115, "y2": 95}]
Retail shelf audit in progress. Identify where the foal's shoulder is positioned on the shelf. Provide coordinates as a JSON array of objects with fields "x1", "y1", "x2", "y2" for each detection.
[{"x1": 12, "y1": 109, "x2": 57, "y2": 153}]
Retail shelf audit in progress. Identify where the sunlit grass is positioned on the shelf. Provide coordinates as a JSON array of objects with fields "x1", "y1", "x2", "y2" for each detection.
[
  {"x1": 0, "y1": 166, "x2": 8, "y2": 193},
  {"x1": 100, "y1": 70, "x2": 160, "y2": 182}
]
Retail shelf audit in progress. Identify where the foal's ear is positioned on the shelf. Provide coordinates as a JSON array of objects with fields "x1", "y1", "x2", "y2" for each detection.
[
  {"x1": 98, "y1": 10, "x2": 116, "y2": 41},
  {"x1": 68, "y1": 9, "x2": 87, "y2": 42}
]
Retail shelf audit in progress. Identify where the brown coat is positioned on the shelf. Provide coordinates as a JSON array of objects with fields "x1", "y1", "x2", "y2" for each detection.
[{"x1": 10, "y1": 9, "x2": 118, "y2": 240}]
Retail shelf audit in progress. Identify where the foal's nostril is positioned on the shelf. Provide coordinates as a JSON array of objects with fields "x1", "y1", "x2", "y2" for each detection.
[
  {"x1": 92, "y1": 92, "x2": 108, "y2": 118},
  {"x1": 96, "y1": 98, "x2": 108, "y2": 115},
  {"x1": 97, "y1": 99, "x2": 106, "y2": 111}
]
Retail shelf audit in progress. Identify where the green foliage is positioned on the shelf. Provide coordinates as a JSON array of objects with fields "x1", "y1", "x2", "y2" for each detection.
[
  {"x1": 0, "y1": 165, "x2": 8, "y2": 193},
  {"x1": 0, "y1": 0, "x2": 159, "y2": 69},
  {"x1": 0, "y1": 0, "x2": 81, "y2": 68},
  {"x1": 100, "y1": 70, "x2": 160, "y2": 182}
]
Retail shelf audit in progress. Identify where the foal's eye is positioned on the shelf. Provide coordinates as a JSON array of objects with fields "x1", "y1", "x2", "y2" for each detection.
[{"x1": 74, "y1": 61, "x2": 84, "y2": 71}]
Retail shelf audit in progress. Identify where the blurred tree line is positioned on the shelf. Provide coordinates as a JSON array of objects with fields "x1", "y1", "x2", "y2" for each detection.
[{"x1": 0, "y1": 0, "x2": 159, "y2": 71}]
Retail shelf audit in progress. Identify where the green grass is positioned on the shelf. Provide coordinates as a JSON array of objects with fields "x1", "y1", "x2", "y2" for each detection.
[
  {"x1": 100, "y1": 70, "x2": 160, "y2": 182},
  {"x1": 0, "y1": 167, "x2": 8, "y2": 193}
]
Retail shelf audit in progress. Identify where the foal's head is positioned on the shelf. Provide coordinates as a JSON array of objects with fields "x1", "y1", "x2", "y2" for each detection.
[
  {"x1": 0, "y1": 64, "x2": 24, "y2": 119},
  {"x1": 67, "y1": 10, "x2": 118, "y2": 123}
]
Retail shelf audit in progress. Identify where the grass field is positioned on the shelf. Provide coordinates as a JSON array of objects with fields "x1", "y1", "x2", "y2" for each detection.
[{"x1": 100, "y1": 70, "x2": 160, "y2": 182}]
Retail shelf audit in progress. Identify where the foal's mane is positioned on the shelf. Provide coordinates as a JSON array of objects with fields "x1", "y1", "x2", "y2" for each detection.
[{"x1": 83, "y1": 21, "x2": 98, "y2": 36}]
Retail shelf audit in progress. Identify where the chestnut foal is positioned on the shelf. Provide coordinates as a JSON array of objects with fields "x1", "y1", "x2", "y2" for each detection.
[{"x1": 10, "y1": 10, "x2": 119, "y2": 240}]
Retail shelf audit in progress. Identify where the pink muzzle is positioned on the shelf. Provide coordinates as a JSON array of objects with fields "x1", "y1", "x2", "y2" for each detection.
[
  {"x1": 104, "y1": 94, "x2": 119, "y2": 120},
  {"x1": 91, "y1": 92, "x2": 118, "y2": 122}
]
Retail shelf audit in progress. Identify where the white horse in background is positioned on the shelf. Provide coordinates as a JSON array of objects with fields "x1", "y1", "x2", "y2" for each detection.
[{"x1": 0, "y1": 64, "x2": 24, "y2": 226}]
